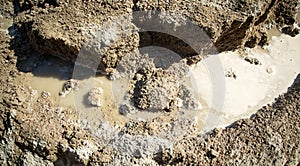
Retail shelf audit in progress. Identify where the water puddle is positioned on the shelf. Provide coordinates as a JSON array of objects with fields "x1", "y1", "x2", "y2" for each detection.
[
  {"x1": 21, "y1": 54, "x2": 128, "y2": 127},
  {"x1": 23, "y1": 33, "x2": 300, "y2": 132},
  {"x1": 22, "y1": 55, "x2": 74, "y2": 107},
  {"x1": 193, "y1": 34, "x2": 300, "y2": 131}
]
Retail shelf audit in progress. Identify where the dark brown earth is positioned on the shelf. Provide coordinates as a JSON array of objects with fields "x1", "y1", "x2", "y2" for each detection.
[
  {"x1": 14, "y1": 0, "x2": 299, "y2": 71},
  {"x1": 0, "y1": 0, "x2": 299, "y2": 165}
]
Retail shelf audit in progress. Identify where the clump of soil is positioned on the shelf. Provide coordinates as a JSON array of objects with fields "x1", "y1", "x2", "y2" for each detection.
[
  {"x1": 129, "y1": 68, "x2": 179, "y2": 111},
  {"x1": 87, "y1": 87, "x2": 103, "y2": 107}
]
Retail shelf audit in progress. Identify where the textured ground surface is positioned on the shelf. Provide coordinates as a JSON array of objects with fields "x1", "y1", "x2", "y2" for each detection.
[
  {"x1": 0, "y1": 0, "x2": 299, "y2": 165},
  {"x1": 14, "y1": 0, "x2": 299, "y2": 70}
]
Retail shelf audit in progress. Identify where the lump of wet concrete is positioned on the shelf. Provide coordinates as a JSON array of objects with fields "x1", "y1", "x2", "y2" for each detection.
[{"x1": 87, "y1": 87, "x2": 103, "y2": 107}]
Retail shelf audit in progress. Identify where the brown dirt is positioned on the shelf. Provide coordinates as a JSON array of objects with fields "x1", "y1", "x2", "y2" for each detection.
[
  {"x1": 0, "y1": 0, "x2": 299, "y2": 165},
  {"x1": 14, "y1": 0, "x2": 299, "y2": 69}
]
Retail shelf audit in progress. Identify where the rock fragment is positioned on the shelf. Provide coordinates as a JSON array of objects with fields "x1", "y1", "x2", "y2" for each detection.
[
  {"x1": 41, "y1": 91, "x2": 50, "y2": 99},
  {"x1": 244, "y1": 56, "x2": 261, "y2": 65},
  {"x1": 87, "y1": 87, "x2": 103, "y2": 107},
  {"x1": 59, "y1": 79, "x2": 79, "y2": 97},
  {"x1": 119, "y1": 104, "x2": 138, "y2": 115}
]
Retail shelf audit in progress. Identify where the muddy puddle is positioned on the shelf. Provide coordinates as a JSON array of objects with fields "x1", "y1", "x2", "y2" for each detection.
[
  {"x1": 193, "y1": 34, "x2": 300, "y2": 131},
  {"x1": 22, "y1": 33, "x2": 300, "y2": 133},
  {"x1": 21, "y1": 54, "x2": 129, "y2": 127}
]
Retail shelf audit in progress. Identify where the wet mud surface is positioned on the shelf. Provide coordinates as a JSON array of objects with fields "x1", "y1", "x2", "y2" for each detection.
[{"x1": 0, "y1": 0, "x2": 299, "y2": 165}]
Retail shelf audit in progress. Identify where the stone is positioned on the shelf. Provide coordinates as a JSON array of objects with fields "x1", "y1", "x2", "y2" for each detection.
[
  {"x1": 41, "y1": 91, "x2": 50, "y2": 99},
  {"x1": 87, "y1": 87, "x2": 103, "y2": 107},
  {"x1": 59, "y1": 79, "x2": 79, "y2": 97},
  {"x1": 119, "y1": 104, "x2": 138, "y2": 115}
]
